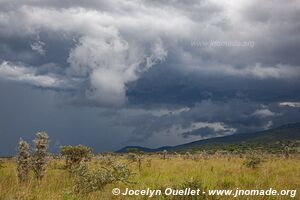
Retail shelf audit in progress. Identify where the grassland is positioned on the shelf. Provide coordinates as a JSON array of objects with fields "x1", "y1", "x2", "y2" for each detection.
[{"x1": 0, "y1": 153, "x2": 299, "y2": 200}]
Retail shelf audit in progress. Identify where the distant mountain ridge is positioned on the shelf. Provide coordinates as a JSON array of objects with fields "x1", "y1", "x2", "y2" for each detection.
[{"x1": 116, "y1": 123, "x2": 300, "y2": 153}]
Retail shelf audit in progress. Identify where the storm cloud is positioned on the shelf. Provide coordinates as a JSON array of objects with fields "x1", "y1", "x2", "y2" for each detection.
[{"x1": 0, "y1": 0, "x2": 300, "y2": 154}]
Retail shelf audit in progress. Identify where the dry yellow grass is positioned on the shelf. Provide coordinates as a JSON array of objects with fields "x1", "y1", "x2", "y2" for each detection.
[{"x1": 0, "y1": 155, "x2": 299, "y2": 200}]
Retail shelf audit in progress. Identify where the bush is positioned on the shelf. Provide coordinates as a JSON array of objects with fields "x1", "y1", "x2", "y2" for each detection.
[
  {"x1": 0, "y1": 160, "x2": 3, "y2": 169},
  {"x1": 16, "y1": 139, "x2": 31, "y2": 183},
  {"x1": 73, "y1": 162, "x2": 133, "y2": 194},
  {"x1": 243, "y1": 154, "x2": 262, "y2": 169},
  {"x1": 60, "y1": 145, "x2": 92, "y2": 169},
  {"x1": 32, "y1": 132, "x2": 49, "y2": 181}
]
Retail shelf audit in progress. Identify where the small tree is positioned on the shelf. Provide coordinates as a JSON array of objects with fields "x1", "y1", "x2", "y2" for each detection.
[
  {"x1": 60, "y1": 145, "x2": 92, "y2": 169},
  {"x1": 16, "y1": 139, "x2": 31, "y2": 183},
  {"x1": 32, "y1": 132, "x2": 49, "y2": 181},
  {"x1": 126, "y1": 148, "x2": 143, "y2": 172}
]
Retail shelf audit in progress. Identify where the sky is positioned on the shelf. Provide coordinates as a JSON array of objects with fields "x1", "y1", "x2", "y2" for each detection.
[{"x1": 0, "y1": 0, "x2": 300, "y2": 155}]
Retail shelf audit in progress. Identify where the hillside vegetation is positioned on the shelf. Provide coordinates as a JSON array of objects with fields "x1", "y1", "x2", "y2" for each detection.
[{"x1": 118, "y1": 123, "x2": 300, "y2": 154}]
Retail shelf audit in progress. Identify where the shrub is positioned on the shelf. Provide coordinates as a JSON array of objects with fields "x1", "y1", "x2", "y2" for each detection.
[
  {"x1": 32, "y1": 132, "x2": 49, "y2": 181},
  {"x1": 73, "y1": 162, "x2": 133, "y2": 194},
  {"x1": 243, "y1": 154, "x2": 262, "y2": 169},
  {"x1": 60, "y1": 145, "x2": 92, "y2": 169},
  {"x1": 16, "y1": 139, "x2": 31, "y2": 183},
  {"x1": 0, "y1": 160, "x2": 3, "y2": 169}
]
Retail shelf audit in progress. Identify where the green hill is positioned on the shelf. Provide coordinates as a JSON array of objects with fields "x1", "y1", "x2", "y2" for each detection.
[{"x1": 117, "y1": 123, "x2": 300, "y2": 153}]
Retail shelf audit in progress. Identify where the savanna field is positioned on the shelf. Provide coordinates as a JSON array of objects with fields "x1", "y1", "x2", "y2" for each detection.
[{"x1": 0, "y1": 153, "x2": 299, "y2": 200}]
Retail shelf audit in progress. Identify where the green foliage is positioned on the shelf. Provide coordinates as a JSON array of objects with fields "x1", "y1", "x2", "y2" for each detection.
[
  {"x1": 243, "y1": 154, "x2": 262, "y2": 169},
  {"x1": 16, "y1": 139, "x2": 31, "y2": 183},
  {"x1": 32, "y1": 132, "x2": 49, "y2": 181},
  {"x1": 144, "y1": 123, "x2": 300, "y2": 154},
  {"x1": 73, "y1": 162, "x2": 133, "y2": 194},
  {"x1": 174, "y1": 140, "x2": 300, "y2": 155},
  {"x1": 126, "y1": 148, "x2": 143, "y2": 154},
  {"x1": 60, "y1": 145, "x2": 92, "y2": 169}
]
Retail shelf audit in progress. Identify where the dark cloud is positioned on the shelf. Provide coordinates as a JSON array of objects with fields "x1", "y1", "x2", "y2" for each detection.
[
  {"x1": 0, "y1": 0, "x2": 299, "y2": 154},
  {"x1": 128, "y1": 62, "x2": 300, "y2": 106}
]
